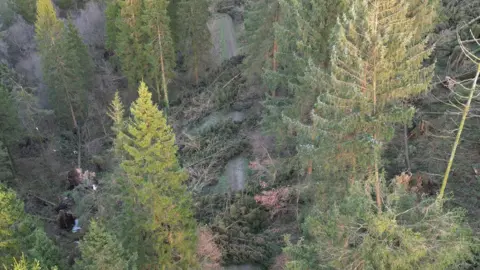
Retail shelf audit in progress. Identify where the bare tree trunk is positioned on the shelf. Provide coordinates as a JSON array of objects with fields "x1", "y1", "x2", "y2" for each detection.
[
  {"x1": 438, "y1": 64, "x2": 480, "y2": 201},
  {"x1": 404, "y1": 123, "x2": 411, "y2": 171},
  {"x1": 194, "y1": 52, "x2": 199, "y2": 85},
  {"x1": 374, "y1": 154, "x2": 381, "y2": 212},
  {"x1": 157, "y1": 27, "x2": 169, "y2": 113},
  {"x1": 1, "y1": 137, "x2": 16, "y2": 179}
]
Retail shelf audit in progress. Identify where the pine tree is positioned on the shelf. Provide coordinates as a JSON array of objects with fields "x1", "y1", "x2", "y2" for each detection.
[
  {"x1": 261, "y1": 0, "x2": 349, "y2": 175},
  {"x1": 243, "y1": 0, "x2": 281, "y2": 85},
  {"x1": 36, "y1": 1, "x2": 93, "y2": 130},
  {"x1": 105, "y1": 0, "x2": 121, "y2": 52},
  {"x1": 35, "y1": 0, "x2": 62, "y2": 53},
  {"x1": 0, "y1": 84, "x2": 19, "y2": 178},
  {"x1": 107, "y1": 91, "x2": 126, "y2": 157},
  {"x1": 176, "y1": 0, "x2": 211, "y2": 84},
  {"x1": 74, "y1": 221, "x2": 132, "y2": 270},
  {"x1": 285, "y1": 180, "x2": 475, "y2": 269},
  {"x1": 9, "y1": 0, "x2": 37, "y2": 24},
  {"x1": 0, "y1": 184, "x2": 62, "y2": 268},
  {"x1": 116, "y1": 82, "x2": 197, "y2": 267},
  {"x1": 114, "y1": 0, "x2": 147, "y2": 90},
  {"x1": 290, "y1": 0, "x2": 435, "y2": 207},
  {"x1": 4, "y1": 254, "x2": 42, "y2": 270},
  {"x1": 141, "y1": 0, "x2": 176, "y2": 109}
]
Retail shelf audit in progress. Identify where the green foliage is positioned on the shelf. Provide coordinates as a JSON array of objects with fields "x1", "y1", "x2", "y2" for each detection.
[
  {"x1": 290, "y1": 0, "x2": 435, "y2": 179},
  {"x1": 176, "y1": 0, "x2": 211, "y2": 84},
  {"x1": 110, "y1": 0, "x2": 175, "y2": 107},
  {"x1": 0, "y1": 184, "x2": 62, "y2": 268},
  {"x1": 113, "y1": 0, "x2": 145, "y2": 87},
  {"x1": 195, "y1": 193, "x2": 281, "y2": 267},
  {"x1": 113, "y1": 82, "x2": 197, "y2": 268},
  {"x1": 107, "y1": 91, "x2": 125, "y2": 157},
  {"x1": 0, "y1": 83, "x2": 20, "y2": 146},
  {"x1": 74, "y1": 221, "x2": 134, "y2": 270},
  {"x1": 141, "y1": 0, "x2": 175, "y2": 107},
  {"x1": 285, "y1": 182, "x2": 477, "y2": 269},
  {"x1": 36, "y1": 4, "x2": 93, "y2": 128},
  {"x1": 4, "y1": 254, "x2": 42, "y2": 270},
  {"x1": 260, "y1": 0, "x2": 349, "y2": 151},
  {"x1": 105, "y1": 0, "x2": 121, "y2": 51},
  {"x1": 10, "y1": 0, "x2": 37, "y2": 23},
  {"x1": 243, "y1": 0, "x2": 280, "y2": 80}
]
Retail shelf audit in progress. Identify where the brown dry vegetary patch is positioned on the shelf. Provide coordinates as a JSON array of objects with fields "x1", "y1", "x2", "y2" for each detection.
[
  {"x1": 269, "y1": 253, "x2": 287, "y2": 270},
  {"x1": 197, "y1": 227, "x2": 222, "y2": 269}
]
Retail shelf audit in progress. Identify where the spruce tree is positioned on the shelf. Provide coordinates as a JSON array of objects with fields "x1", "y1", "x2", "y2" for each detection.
[
  {"x1": 74, "y1": 221, "x2": 132, "y2": 270},
  {"x1": 0, "y1": 184, "x2": 62, "y2": 268},
  {"x1": 285, "y1": 180, "x2": 475, "y2": 269},
  {"x1": 114, "y1": 0, "x2": 146, "y2": 87},
  {"x1": 105, "y1": 0, "x2": 121, "y2": 52},
  {"x1": 291, "y1": 0, "x2": 435, "y2": 206},
  {"x1": 176, "y1": 0, "x2": 211, "y2": 84},
  {"x1": 141, "y1": 0, "x2": 175, "y2": 109},
  {"x1": 116, "y1": 82, "x2": 197, "y2": 267},
  {"x1": 107, "y1": 91, "x2": 126, "y2": 158},
  {"x1": 243, "y1": 0, "x2": 280, "y2": 85},
  {"x1": 10, "y1": 0, "x2": 37, "y2": 23},
  {"x1": 261, "y1": 0, "x2": 349, "y2": 174},
  {"x1": 0, "y1": 84, "x2": 19, "y2": 178},
  {"x1": 35, "y1": 0, "x2": 62, "y2": 54},
  {"x1": 36, "y1": 0, "x2": 91, "y2": 129}
]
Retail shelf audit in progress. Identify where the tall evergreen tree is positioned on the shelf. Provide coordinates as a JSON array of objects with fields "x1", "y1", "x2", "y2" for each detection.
[
  {"x1": 115, "y1": 0, "x2": 146, "y2": 86},
  {"x1": 115, "y1": 82, "x2": 197, "y2": 267},
  {"x1": 9, "y1": 0, "x2": 37, "y2": 23},
  {"x1": 290, "y1": 0, "x2": 435, "y2": 206},
  {"x1": 107, "y1": 91, "x2": 127, "y2": 160},
  {"x1": 176, "y1": 0, "x2": 211, "y2": 84},
  {"x1": 285, "y1": 180, "x2": 475, "y2": 269},
  {"x1": 243, "y1": 0, "x2": 281, "y2": 86},
  {"x1": 0, "y1": 84, "x2": 19, "y2": 178},
  {"x1": 35, "y1": 0, "x2": 62, "y2": 52},
  {"x1": 105, "y1": 0, "x2": 121, "y2": 52},
  {"x1": 142, "y1": 0, "x2": 175, "y2": 110},
  {"x1": 36, "y1": 0, "x2": 92, "y2": 130},
  {"x1": 0, "y1": 184, "x2": 63, "y2": 268},
  {"x1": 74, "y1": 221, "x2": 132, "y2": 270}
]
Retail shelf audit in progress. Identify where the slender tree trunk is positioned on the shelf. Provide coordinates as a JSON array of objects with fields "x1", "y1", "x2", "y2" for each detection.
[
  {"x1": 155, "y1": 74, "x2": 162, "y2": 106},
  {"x1": 438, "y1": 64, "x2": 480, "y2": 201},
  {"x1": 194, "y1": 51, "x2": 199, "y2": 85},
  {"x1": 1, "y1": 137, "x2": 16, "y2": 179},
  {"x1": 404, "y1": 123, "x2": 411, "y2": 171},
  {"x1": 157, "y1": 27, "x2": 169, "y2": 113},
  {"x1": 77, "y1": 127, "x2": 81, "y2": 169},
  {"x1": 374, "y1": 148, "x2": 381, "y2": 212}
]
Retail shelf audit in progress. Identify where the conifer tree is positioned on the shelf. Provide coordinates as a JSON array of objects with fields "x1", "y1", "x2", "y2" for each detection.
[
  {"x1": 105, "y1": 0, "x2": 121, "y2": 52},
  {"x1": 6, "y1": 0, "x2": 36, "y2": 24},
  {"x1": 35, "y1": 0, "x2": 62, "y2": 53},
  {"x1": 0, "y1": 184, "x2": 62, "y2": 268},
  {"x1": 291, "y1": 0, "x2": 435, "y2": 206},
  {"x1": 36, "y1": 5, "x2": 93, "y2": 166},
  {"x1": 261, "y1": 0, "x2": 349, "y2": 175},
  {"x1": 114, "y1": 0, "x2": 146, "y2": 86},
  {"x1": 243, "y1": 0, "x2": 280, "y2": 85},
  {"x1": 107, "y1": 91, "x2": 126, "y2": 158},
  {"x1": 116, "y1": 82, "x2": 197, "y2": 267},
  {"x1": 0, "y1": 84, "x2": 19, "y2": 178},
  {"x1": 141, "y1": 0, "x2": 175, "y2": 109},
  {"x1": 285, "y1": 180, "x2": 475, "y2": 269},
  {"x1": 74, "y1": 221, "x2": 132, "y2": 270},
  {"x1": 176, "y1": 0, "x2": 211, "y2": 84}
]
